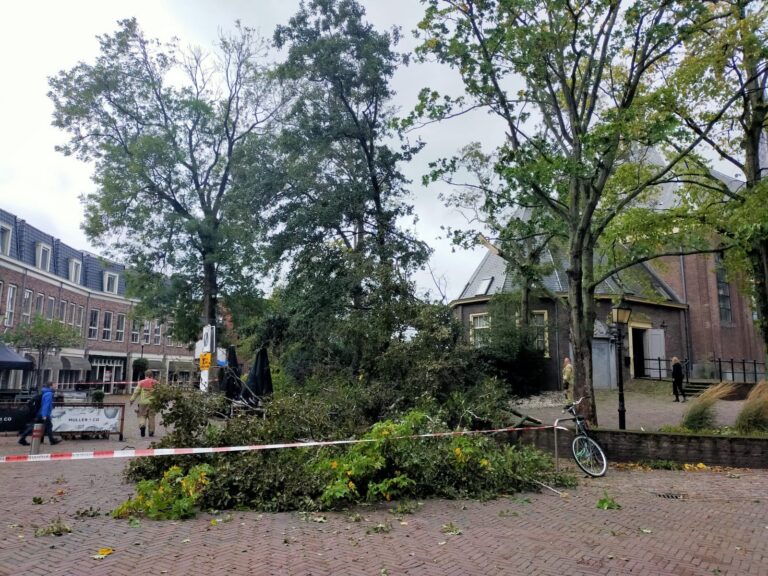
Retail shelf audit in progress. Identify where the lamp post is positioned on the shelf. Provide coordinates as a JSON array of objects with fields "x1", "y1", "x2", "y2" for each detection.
[{"x1": 612, "y1": 296, "x2": 632, "y2": 430}]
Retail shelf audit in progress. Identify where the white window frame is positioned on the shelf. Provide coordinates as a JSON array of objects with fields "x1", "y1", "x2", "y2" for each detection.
[
  {"x1": 76, "y1": 305, "x2": 84, "y2": 328},
  {"x1": 87, "y1": 309, "x2": 100, "y2": 340},
  {"x1": 102, "y1": 311, "x2": 113, "y2": 341},
  {"x1": 475, "y1": 277, "x2": 494, "y2": 296},
  {"x1": 68, "y1": 302, "x2": 76, "y2": 325},
  {"x1": 21, "y1": 289, "x2": 32, "y2": 324},
  {"x1": 115, "y1": 313, "x2": 126, "y2": 342},
  {"x1": 46, "y1": 297, "x2": 56, "y2": 320},
  {"x1": 4, "y1": 285, "x2": 17, "y2": 326},
  {"x1": 34, "y1": 293, "x2": 44, "y2": 315},
  {"x1": 143, "y1": 320, "x2": 151, "y2": 344},
  {"x1": 58, "y1": 300, "x2": 68, "y2": 323},
  {"x1": 103, "y1": 272, "x2": 119, "y2": 294},
  {"x1": 36, "y1": 242, "x2": 52, "y2": 272},
  {"x1": 531, "y1": 310, "x2": 550, "y2": 358},
  {"x1": 0, "y1": 224, "x2": 11, "y2": 256},
  {"x1": 68, "y1": 259, "x2": 82, "y2": 284},
  {"x1": 131, "y1": 319, "x2": 140, "y2": 344},
  {"x1": 469, "y1": 313, "x2": 491, "y2": 348},
  {"x1": 153, "y1": 321, "x2": 162, "y2": 345}
]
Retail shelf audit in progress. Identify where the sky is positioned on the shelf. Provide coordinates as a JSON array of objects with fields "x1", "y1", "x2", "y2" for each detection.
[{"x1": 0, "y1": 0, "x2": 506, "y2": 301}]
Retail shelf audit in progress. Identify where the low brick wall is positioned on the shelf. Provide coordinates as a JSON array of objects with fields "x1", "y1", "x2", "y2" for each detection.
[{"x1": 518, "y1": 428, "x2": 768, "y2": 469}]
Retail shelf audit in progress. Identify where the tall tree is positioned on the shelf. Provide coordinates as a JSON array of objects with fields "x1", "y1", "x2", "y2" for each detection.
[
  {"x1": 252, "y1": 0, "x2": 429, "y2": 377},
  {"x1": 48, "y1": 19, "x2": 287, "y2": 334},
  {"x1": 667, "y1": 0, "x2": 768, "y2": 356},
  {"x1": 415, "y1": 0, "x2": 728, "y2": 421}
]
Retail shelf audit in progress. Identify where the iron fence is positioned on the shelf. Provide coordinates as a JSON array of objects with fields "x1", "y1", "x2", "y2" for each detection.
[{"x1": 716, "y1": 358, "x2": 766, "y2": 384}]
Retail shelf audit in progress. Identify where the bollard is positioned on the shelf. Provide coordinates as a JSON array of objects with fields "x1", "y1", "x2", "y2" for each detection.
[{"x1": 30, "y1": 421, "x2": 45, "y2": 455}]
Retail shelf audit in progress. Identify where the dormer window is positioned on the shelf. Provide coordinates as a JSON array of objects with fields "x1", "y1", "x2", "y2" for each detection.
[
  {"x1": 476, "y1": 276, "x2": 494, "y2": 296},
  {"x1": 36, "y1": 242, "x2": 52, "y2": 272},
  {"x1": 103, "y1": 272, "x2": 119, "y2": 294},
  {"x1": 68, "y1": 259, "x2": 81, "y2": 284},
  {"x1": 0, "y1": 224, "x2": 11, "y2": 256}
]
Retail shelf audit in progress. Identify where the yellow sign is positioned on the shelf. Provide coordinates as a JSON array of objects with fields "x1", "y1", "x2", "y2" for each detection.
[{"x1": 199, "y1": 352, "x2": 212, "y2": 370}]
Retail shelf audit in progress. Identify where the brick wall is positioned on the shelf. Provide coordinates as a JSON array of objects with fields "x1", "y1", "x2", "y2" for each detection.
[{"x1": 519, "y1": 428, "x2": 768, "y2": 469}]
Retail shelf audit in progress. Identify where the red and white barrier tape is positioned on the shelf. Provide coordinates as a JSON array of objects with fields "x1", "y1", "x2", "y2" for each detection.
[{"x1": 0, "y1": 424, "x2": 558, "y2": 464}]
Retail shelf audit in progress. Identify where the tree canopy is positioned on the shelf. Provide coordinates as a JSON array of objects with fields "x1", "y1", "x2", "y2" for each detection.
[{"x1": 48, "y1": 19, "x2": 288, "y2": 337}]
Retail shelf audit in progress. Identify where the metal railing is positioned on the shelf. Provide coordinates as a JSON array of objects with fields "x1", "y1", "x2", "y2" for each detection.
[
  {"x1": 640, "y1": 357, "x2": 689, "y2": 385},
  {"x1": 716, "y1": 358, "x2": 766, "y2": 384}
]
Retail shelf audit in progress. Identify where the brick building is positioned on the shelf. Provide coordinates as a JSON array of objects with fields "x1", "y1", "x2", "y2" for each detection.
[
  {"x1": 0, "y1": 210, "x2": 196, "y2": 393},
  {"x1": 451, "y1": 244, "x2": 764, "y2": 392}
]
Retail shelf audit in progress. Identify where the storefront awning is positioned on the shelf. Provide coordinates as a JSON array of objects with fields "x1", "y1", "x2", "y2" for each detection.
[
  {"x1": 145, "y1": 360, "x2": 165, "y2": 370},
  {"x1": 0, "y1": 343, "x2": 33, "y2": 370},
  {"x1": 25, "y1": 354, "x2": 62, "y2": 371},
  {"x1": 61, "y1": 356, "x2": 92, "y2": 371},
  {"x1": 169, "y1": 360, "x2": 196, "y2": 372}
]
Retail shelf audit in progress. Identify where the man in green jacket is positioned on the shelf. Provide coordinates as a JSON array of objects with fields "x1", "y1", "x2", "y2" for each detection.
[{"x1": 130, "y1": 369, "x2": 158, "y2": 437}]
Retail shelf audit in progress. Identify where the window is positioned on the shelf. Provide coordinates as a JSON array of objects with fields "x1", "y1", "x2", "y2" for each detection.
[
  {"x1": 131, "y1": 319, "x2": 140, "y2": 344},
  {"x1": 68, "y1": 259, "x2": 81, "y2": 284},
  {"x1": 142, "y1": 320, "x2": 151, "y2": 344},
  {"x1": 34, "y1": 293, "x2": 44, "y2": 315},
  {"x1": 469, "y1": 313, "x2": 490, "y2": 347},
  {"x1": 4, "y1": 285, "x2": 17, "y2": 326},
  {"x1": 59, "y1": 300, "x2": 67, "y2": 323},
  {"x1": 68, "y1": 302, "x2": 76, "y2": 325},
  {"x1": 46, "y1": 297, "x2": 55, "y2": 320},
  {"x1": 166, "y1": 321, "x2": 175, "y2": 347},
  {"x1": 87, "y1": 309, "x2": 100, "y2": 339},
  {"x1": 715, "y1": 254, "x2": 732, "y2": 324},
  {"x1": 36, "y1": 242, "x2": 52, "y2": 272},
  {"x1": 21, "y1": 290, "x2": 32, "y2": 324},
  {"x1": 531, "y1": 310, "x2": 550, "y2": 357},
  {"x1": 76, "y1": 305, "x2": 84, "y2": 327},
  {"x1": 153, "y1": 321, "x2": 162, "y2": 345},
  {"x1": 0, "y1": 225, "x2": 11, "y2": 256},
  {"x1": 103, "y1": 272, "x2": 119, "y2": 294},
  {"x1": 102, "y1": 311, "x2": 113, "y2": 340},
  {"x1": 475, "y1": 277, "x2": 494, "y2": 296},
  {"x1": 115, "y1": 314, "x2": 125, "y2": 342}
]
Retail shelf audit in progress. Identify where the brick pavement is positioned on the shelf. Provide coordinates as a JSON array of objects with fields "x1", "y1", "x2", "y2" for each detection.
[{"x1": 1, "y1": 396, "x2": 767, "y2": 575}]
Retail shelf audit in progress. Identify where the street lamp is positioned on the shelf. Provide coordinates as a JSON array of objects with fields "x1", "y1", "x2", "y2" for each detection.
[{"x1": 612, "y1": 296, "x2": 632, "y2": 430}]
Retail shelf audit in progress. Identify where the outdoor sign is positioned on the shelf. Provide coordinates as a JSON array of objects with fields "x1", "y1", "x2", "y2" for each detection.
[
  {"x1": 199, "y1": 370, "x2": 209, "y2": 392},
  {"x1": 202, "y1": 325, "x2": 215, "y2": 353},
  {"x1": 199, "y1": 352, "x2": 212, "y2": 369},
  {"x1": 51, "y1": 404, "x2": 124, "y2": 440},
  {"x1": 0, "y1": 403, "x2": 30, "y2": 433}
]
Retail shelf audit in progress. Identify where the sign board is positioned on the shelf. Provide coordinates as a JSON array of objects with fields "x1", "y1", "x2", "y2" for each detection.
[
  {"x1": 51, "y1": 404, "x2": 125, "y2": 440},
  {"x1": 199, "y1": 352, "x2": 212, "y2": 370},
  {"x1": 199, "y1": 370, "x2": 209, "y2": 392},
  {"x1": 202, "y1": 325, "x2": 215, "y2": 353},
  {"x1": 0, "y1": 403, "x2": 31, "y2": 433}
]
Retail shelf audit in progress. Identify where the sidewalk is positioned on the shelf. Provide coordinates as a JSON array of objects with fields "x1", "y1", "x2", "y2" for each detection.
[{"x1": 0, "y1": 393, "x2": 766, "y2": 575}]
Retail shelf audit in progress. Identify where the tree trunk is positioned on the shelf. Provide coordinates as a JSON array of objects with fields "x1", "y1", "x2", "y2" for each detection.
[
  {"x1": 748, "y1": 240, "x2": 768, "y2": 360},
  {"x1": 202, "y1": 258, "x2": 218, "y2": 329}
]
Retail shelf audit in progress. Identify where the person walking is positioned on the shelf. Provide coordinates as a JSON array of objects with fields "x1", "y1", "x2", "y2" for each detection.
[
  {"x1": 18, "y1": 382, "x2": 61, "y2": 446},
  {"x1": 562, "y1": 357, "x2": 574, "y2": 402},
  {"x1": 130, "y1": 369, "x2": 158, "y2": 437},
  {"x1": 671, "y1": 356, "x2": 686, "y2": 402}
]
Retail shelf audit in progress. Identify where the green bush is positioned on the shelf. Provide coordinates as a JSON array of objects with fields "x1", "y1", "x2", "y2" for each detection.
[
  {"x1": 316, "y1": 410, "x2": 575, "y2": 509},
  {"x1": 114, "y1": 464, "x2": 213, "y2": 520}
]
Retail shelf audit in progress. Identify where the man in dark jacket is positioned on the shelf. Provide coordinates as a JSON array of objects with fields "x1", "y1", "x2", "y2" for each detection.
[{"x1": 18, "y1": 383, "x2": 61, "y2": 445}]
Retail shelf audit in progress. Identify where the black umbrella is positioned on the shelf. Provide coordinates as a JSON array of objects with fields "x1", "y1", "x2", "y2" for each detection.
[
  {"x1": 0, "y1": 343, "x2": 33, "y2": 370},
  {"x1": 243, "y1": 347, "x2": 273, "y2": 403}
]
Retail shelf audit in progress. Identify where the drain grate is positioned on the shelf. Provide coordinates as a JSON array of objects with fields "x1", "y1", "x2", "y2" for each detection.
[{"x1": 657, "y1": 493, "x2": 688, "y2": 499}]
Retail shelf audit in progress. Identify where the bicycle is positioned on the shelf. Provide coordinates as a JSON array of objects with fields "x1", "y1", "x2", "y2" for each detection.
[{"x1": 561, "y1": 397, "x2": 607, "y2": 477}]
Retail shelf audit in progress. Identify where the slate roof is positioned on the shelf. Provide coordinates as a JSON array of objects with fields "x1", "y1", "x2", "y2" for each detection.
[{"x1": 455, "y1": 247, "x2": 680, "y2": 304}]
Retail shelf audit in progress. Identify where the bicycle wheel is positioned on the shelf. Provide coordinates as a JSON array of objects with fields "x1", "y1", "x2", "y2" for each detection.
[{"x1": 571, "y1": 435, "x2": 607, "y2": 477}]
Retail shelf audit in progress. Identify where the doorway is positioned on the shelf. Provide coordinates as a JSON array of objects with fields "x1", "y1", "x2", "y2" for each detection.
[{"x1": 632, "y1": 327, "x2": 646, "y2": 377}]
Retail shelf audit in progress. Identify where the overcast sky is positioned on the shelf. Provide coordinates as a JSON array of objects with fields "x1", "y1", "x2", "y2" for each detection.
[{"x1": 0, "y1": 1, "x2": 507, "y2": 300}]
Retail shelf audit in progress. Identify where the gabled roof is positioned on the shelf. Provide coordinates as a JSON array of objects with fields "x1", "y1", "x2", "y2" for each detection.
[{"x1": 453, "y1": 246, "x2": 681, "y2": 305}]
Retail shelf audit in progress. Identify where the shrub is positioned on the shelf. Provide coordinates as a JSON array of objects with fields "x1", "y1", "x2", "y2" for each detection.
[
  {"x1": 113, "y1": 464, "x2": 214, "y2": 520},
  {"x1": 316, "y1": 410, "x2": 575, "y2": 509},
  {"x1": 735, "y1": 381, "x2": 768, "y2": 434},
  {"x1": 681, "y1": 382, "x2": 737, "y2": 431}
]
